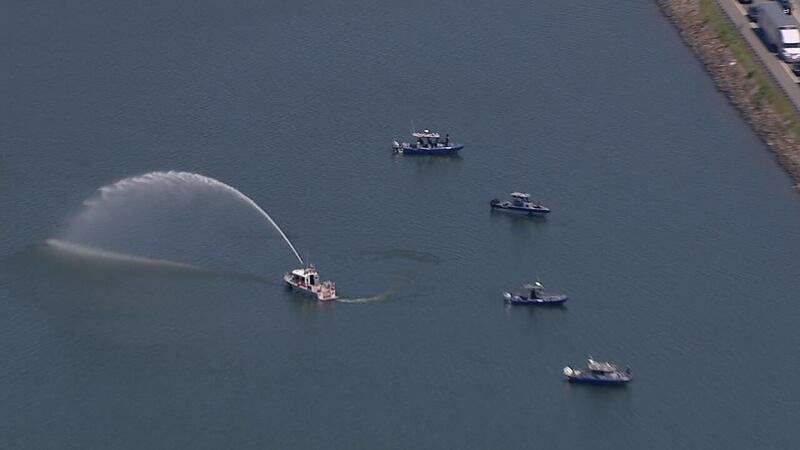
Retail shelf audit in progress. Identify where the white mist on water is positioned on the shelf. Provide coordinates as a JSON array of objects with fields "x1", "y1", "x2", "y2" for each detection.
[
  {"x1": 69, "y1": 170, "x2": 304, "y2": 265},
  {"x1": 42, "y1": 238, "x2": 205, "y2": 270}
]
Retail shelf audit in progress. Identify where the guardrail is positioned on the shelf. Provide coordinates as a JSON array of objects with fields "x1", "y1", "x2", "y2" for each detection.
[{"x1": 714, "y1": 0, "x2": 800, "y2": 113}]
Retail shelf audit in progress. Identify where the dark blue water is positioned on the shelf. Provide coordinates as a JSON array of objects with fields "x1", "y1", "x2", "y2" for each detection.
[{"x1": 2, "y1": 0, "x2": 798, "y2": 448}]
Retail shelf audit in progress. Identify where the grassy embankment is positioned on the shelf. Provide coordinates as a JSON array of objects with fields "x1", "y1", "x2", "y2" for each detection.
[{"x1": 699, "y1": 0, "x2": 800, "y2": 138}]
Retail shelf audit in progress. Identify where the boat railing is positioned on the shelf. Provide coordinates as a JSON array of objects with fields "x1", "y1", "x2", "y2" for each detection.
[{"x1": 587, "y1": 358, "x2": 617, "y2": 373}]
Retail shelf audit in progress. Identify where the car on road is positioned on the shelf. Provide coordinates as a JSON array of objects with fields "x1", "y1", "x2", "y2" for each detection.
[
  {"x1": 748, "y1": 4, "x2": 762, "y2": 22},
  {"x1": 793, "y1": 62, "x2": 800, "y2": 76},
  {"x1": 779, "y1": 0, "x2": 793, "y2": 15},
  {"x1": 758, "y1": 2, "x2": 800, "y2": 61}
]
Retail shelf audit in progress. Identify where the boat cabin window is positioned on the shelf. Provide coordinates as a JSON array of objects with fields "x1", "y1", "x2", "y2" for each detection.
[{"x1": 309, "y1": 275, "x2": 316, "y2": 285}]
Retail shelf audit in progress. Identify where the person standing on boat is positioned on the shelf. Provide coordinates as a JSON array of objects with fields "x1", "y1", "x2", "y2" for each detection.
[{"x1": 444, "y1": 134, "x2": 449, "y2": 146}]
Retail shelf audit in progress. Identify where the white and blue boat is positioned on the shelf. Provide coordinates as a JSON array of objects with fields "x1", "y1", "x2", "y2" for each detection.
[
  {"x1": 490, "y1": 192, "x2": 550, "y2": 215},
  {"x1": 563, "y1": 357, "x2": 632, "y2": 385},
  {"x1": 392, "y1": 129, "x2": 463, "y2": 155},
  {"x1": 503, "y1": 280, "x2": 567, "y2": 305}
]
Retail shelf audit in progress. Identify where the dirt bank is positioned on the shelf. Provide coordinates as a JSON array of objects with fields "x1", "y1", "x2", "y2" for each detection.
[{"x1": 655, "y1": 0, "x2": 800, "y2": 186}]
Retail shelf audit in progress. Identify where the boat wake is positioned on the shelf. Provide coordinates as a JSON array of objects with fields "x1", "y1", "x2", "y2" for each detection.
[{"x1": 335, "y1": 289, "x2": 394, "y2": 304}]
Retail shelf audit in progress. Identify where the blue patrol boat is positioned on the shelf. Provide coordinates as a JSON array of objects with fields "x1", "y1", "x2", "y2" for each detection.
[
  {"x1": 392, "y1": 129, "x2": 463, "y2": 155},
  {"x1": 563, "y1": 357, "x2": 632, "y2": 385},
  {"x1": 490, "y1": 192, "x2": 550, "y2": 215},
  {"x1": 503, "y1": 280, "x2": 567, "y2": 305}
]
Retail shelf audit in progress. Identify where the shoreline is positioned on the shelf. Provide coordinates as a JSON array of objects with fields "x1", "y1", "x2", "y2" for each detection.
[{"x1": 655, "y1": 0, "x2": 800, "y2": 187}]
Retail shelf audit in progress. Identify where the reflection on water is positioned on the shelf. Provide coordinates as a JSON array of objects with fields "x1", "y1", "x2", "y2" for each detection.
[
  {"x1": 504, "y1": 303, "x2": 569, "y2": 320},
  {"x1": 562, "y1": 379, "x2": 635, "y2": 401},
  {"x1": 285, "y1": 289, "x2": 337, "y2": 319},
  {"x1": 391, "y1": 153, "x2": 464, "y2": 172},
  {"x1": 489, "y1": 208, "x2": 549, "y2": 225}
]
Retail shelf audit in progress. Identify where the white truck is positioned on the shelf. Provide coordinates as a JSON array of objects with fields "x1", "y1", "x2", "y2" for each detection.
[{"x1": 758, "y1": 2, "x2": 800, "y2": 63}]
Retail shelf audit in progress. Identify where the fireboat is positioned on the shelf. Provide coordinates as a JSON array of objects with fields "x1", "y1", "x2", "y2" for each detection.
[{"x1": 284, "y1": 264, "x2": 337, "y2": 301}]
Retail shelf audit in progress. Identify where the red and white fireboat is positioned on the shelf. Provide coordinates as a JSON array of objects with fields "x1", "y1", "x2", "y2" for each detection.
[{"x1": 283, "y1": 264, "x2": 337, "y2": 301}]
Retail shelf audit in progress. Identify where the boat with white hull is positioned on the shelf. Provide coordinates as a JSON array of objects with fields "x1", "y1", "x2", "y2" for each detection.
[
  {"x1": 563, "y1": 357, "x2": 632, "y2": 385},
  {"x1": 284, "y1": 265, "x2": 337, "y2": 301},
  {"x1": 490, "y1": 192, "x2": 550, "y2": 215},
  {"x1": 503, "y1": 280, "x2": 567, "y2": 305}
]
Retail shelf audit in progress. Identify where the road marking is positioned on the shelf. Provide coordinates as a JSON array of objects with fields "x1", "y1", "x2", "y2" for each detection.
[{"x1": 778, "y1": 59, "x2": 800, "y2": 82}]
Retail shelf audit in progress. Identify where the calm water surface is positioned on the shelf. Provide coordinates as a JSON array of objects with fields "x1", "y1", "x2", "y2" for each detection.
[{"x1": 2, "y1": 0, "x2": 798, "y2": 448}]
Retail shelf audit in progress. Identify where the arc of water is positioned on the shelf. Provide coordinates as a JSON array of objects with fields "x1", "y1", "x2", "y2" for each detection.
[{"x1": 89, "y1": 171, "x2": 304, "y2": 265}]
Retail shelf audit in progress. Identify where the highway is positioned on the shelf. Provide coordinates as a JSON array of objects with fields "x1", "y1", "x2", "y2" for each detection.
[{"x1": 717, "y1": 0, "x2": 800, "y2": 111}]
